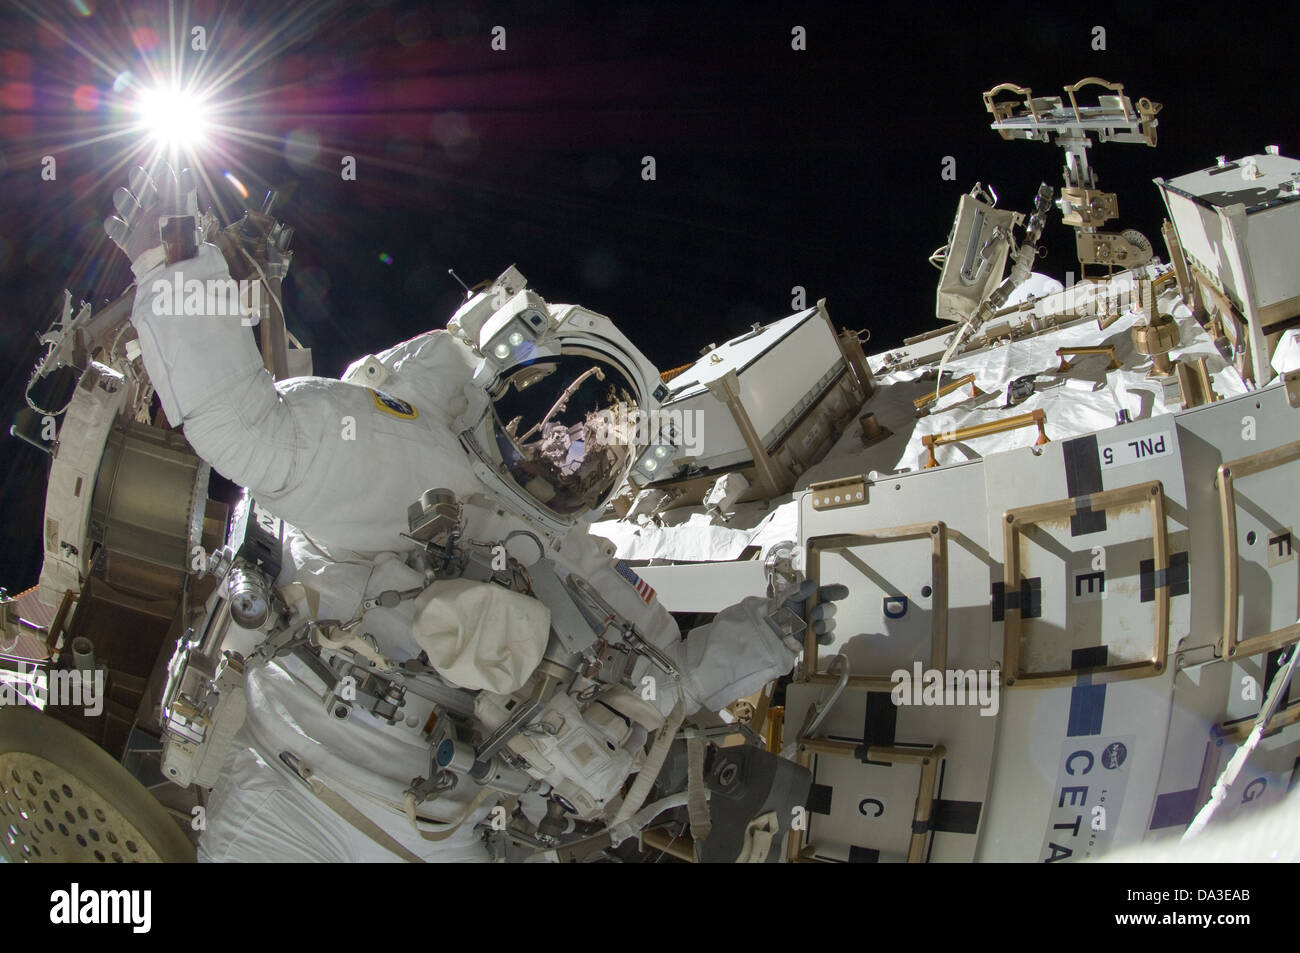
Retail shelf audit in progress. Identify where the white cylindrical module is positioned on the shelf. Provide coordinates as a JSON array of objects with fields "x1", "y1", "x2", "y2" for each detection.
[{"x1": 71, "y1": 636, "x2": 95, "y2": 672}]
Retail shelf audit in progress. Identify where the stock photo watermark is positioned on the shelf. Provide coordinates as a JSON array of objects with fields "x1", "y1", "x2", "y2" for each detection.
[
  {"x1": 890, "y1": 662, "x2": 1000, "y2": 717},
  {"x1": 591, "y1": 404, "x2": 706, "y2": 459},
  {"x1": 149, "y1": 271, "x2": 262, "y2": 323},
  {"x1": 49, "y1": 884, "x2": 151, "y2": 934},
  {"x1": 0, "y1": 664, "x2": 104, "y2": 717}
]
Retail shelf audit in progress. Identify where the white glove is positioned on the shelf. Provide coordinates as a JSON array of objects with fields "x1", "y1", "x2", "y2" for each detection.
[
  {"x1": 674, "y1": 582, "x2": 849, "y2": 713},
  {"x1": 104, "y1": 163, "x2": 199, "y2": 277},
  {"x1": 765, "y1": 580, "x2": 850, "y2": 653}
]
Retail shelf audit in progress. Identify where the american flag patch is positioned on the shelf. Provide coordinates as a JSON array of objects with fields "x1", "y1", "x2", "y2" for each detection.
[{"x1": 615, "y1": 560, "x2": 656, "y2": 604}]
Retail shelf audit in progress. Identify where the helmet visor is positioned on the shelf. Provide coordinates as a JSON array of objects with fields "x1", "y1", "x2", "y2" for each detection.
[{"x1": 488, "y1": 352, "x2": 639, "y2": 518}]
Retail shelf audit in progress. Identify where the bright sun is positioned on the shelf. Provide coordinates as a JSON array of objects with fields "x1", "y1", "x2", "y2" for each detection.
[{"x1": 135, "y1": 86, "x2": 210, "y2": 150}]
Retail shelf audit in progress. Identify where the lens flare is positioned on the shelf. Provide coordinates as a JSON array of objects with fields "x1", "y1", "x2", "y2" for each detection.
[
  {"x1": 135, "y1": 86, "x2": 209, "y2": 149},
  {"x1": 222, "y1": 171, "x2": 249, "y2": 199}
]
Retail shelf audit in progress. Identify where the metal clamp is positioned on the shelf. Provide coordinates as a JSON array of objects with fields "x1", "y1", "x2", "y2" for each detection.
[{"x1": 564, "y1": 573, "x2": 680, "y2": 677}]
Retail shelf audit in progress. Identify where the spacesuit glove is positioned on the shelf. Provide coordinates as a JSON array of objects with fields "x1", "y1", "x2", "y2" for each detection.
[
  {"x1": 677, "y1": 592, "x2": 826, "y2": 714},
  {"x1": 104, "y1": 162, "x2": 199, "y2": 278},
  {"x1": 765, "y1": 579, "x2": 850, "y2": 653}
]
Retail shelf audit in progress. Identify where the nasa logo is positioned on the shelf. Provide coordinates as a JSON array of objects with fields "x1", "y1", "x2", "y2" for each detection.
[
  {"x1": 369, "y1": 388, "x2": 418, "y2": 420},
  {"x1": 1101, "y1": 742, "x2": 1127, "y2": 769}
]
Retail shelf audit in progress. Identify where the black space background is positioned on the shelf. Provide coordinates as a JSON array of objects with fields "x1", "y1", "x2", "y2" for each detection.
[{"x1": 0, "y1": 0, "x2": 1295, "y2": 591}]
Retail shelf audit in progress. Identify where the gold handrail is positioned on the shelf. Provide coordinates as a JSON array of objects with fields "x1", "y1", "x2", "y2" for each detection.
[
  {"x1": 45, "y1": 589, "x2": 79, "y2": 661},
  {"x1": 802, "y1": 523, "x2": 949, "y2": 688},
  {"x1": 1001, "y1": 480, "x2": 1168, "y2": 689},
  {"x1": 1151, "y1": 270, "x2": 1178, "y2": 293},
  {"x1": 913, "y1": 373, "x2": 984, "y2": 412},
  {"x1": 982, "y1": 82, "x2": 1038, "y2": 129},
  {"x1": 1214, "y1": 703, "x2": 1300, "y2": 744},
  {"x1": 922, "y1": 409, "x2": 1048, "y2": 468},
  {"x1": 1216, "y1": 440, "x2": 1300, "y2": 659},
  {"x1": 1057, "y1": 345, "x2": 1120, "y2": 372},
  {"x1": 1064, "y1": 77, "x2": 1132, "y2": 124},
  {"x1": 788, "y1": 738, "x2": 945, "y2": 863},
  {"x1": 642, "y1": 827, "x2": 695, "y2": 862}
]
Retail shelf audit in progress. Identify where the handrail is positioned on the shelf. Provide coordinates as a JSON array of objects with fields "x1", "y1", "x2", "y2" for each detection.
[
  {"x1": 788, "y1": 738, "x2": 945, "y2": 863},
  {"x1": 913, "y1": 373, "x2": 984, "y2": 412},
  {"x1": 1216, "y1": 441, "x2": 1300, "y2": 659},
  {"x1": 1001, "y1": 480, "x2": 1168, "y2": 689},
  {"x1": 45, "y1": 589, "x2": 79, "y2": 661},
  {"x1": 780, "y1": 738, "x2": 946, "y2": 863},
  {"x1": 922, "y1": 409, "x2": 1048, "y2": 468},
  {"x1": 1057, "y1": 345, "x2": 1120, "y2": 371},
  {"x1": 1064, "y1": 77, "x2": 1132, "y2": 124},
  {"x1": 982, "y1": 82, "x2": 1037, "y2": 123},
  {"x1": 1214, "y1": 701, "x2": 1300, "y2": 744},
  {"x1": 803, "y1": 523, "x2": 949, "y2": 688},
  {"x1": 1151, "y1": 270, "x2": 1178, "y2": 293}
]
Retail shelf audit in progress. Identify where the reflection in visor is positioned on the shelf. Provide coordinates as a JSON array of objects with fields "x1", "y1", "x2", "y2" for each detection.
[{"x1": 491, "y1": 356, "x2": 637, "y2": 517}]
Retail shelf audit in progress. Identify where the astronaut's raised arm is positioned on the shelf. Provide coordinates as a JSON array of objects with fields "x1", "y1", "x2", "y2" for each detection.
[{"x1": 129, "y1": 243, "x2": 380, "y2": 535}]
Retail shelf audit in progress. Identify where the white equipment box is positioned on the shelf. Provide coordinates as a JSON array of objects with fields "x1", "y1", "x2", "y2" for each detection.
[
  {"x1": 661, "y1": 306, "x2": 857, "y2": 473},
  {"x1": 1157, "y1": 151, "x2": 1300, "y2": 384}
]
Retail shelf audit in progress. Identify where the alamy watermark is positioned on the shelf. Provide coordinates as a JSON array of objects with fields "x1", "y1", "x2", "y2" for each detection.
[
  {"x1": 150, "y1": 271, "x2": 262, "y2": 323},
  {"x1": 50, "y1": 883, "x2": 151, "y2": 933},
  {"x1": 591, "y1": 403, "x2": 706, "y2": 460},
  {"x1": 890, "y1": 662, "x2": 1000, "y2": 717},
  {"x1": 1045, "y1": 271, "x2": 1153, "y2": 318},
  {"x1": 0, "y1": 664, "x2": 104, "y2": 717}
]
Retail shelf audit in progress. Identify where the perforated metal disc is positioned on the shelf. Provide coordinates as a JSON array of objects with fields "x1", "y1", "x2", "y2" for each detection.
[{"x1": 0, "y1": 706, "x2": 194, "y2": 863}]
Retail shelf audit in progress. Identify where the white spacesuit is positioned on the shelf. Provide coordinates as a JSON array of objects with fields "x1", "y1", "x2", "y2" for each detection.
[{"x1": 109, "y1": 167, "x2": 835, "y2": 862}]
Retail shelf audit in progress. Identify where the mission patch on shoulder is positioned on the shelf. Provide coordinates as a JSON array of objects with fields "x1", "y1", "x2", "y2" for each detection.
[{"x1": 369, "y1": 388, "x2": 418, "y2": 419}]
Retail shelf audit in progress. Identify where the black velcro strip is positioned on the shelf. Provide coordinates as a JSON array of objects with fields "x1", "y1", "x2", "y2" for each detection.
[
  {"x1": 1072, "y1": 645, "x2": 1110, "y2": 669},
  {"x1": 1063, "y1": 434, "x2": 1107, "y2": 536},
  {"x1": 1140, "y1": 551, "x2": 1189, "y2": 602},
  {"x1": 847, "y1": 845, "x2": 880, "y2": 863},
  {"x1": 991, "y1": 581, "x2": 1006, "y2": 621},
  {"x1": 1149, "y1": 788, "x2": 1199, "y2": 830},
  {"x1": 1021, "y1": 578, "x2": 1042, "y2": 618},
  {"x1": 860, "y1": 692, "x2": 897, "y2": 760},
  {"x1": 991, "y1": 578, "x2": 1042, "y2": 620},
  {"x1": 930, "y1": 799, "x2": 983, "y2": 835},
  {"x1": 806, "y1": 783, "x2": 833, "y2": 816}
]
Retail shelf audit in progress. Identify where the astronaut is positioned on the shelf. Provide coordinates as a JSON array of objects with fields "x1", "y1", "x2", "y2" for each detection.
[{"x1": 106, "y1": 165, "x2": 843, "y2": 862}]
